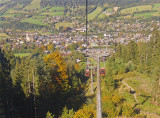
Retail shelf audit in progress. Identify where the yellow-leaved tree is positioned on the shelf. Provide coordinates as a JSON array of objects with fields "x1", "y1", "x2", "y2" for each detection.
[
  {"x1": 44, "y1": 52, "x2": 69, "y2": 91},
  {"x1": 73, "y1": 105, "x2": 96, "y2": 118}
]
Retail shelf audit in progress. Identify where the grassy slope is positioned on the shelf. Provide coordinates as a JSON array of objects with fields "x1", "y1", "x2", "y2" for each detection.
[
  {"x1": 120, "y1": 5, "x2": 152, "y2": 14},
  {"x1": 98, "y1": 8, "x2": 113, "y2": 19},
  {"x1": 55, "y1": 22, "x2": 72, "y2": 29},
  {"x1": 1, "y1": 13, "x2": 16, "y2": 17},
  {"x1": 103, "y1": 3, "x2": 109, "y2": 7},
  {"x1": 98, "y1": 12, "x2": 106, "y2": 19},
  {"x1": 73, "y1": 59, "x2": 160, "y2": 117},
  {"x1": 14, "y1": 4, "x2": 24, "y2": 9},
  {"x1": 21, "y1": 17, "x2": 46, "y2": 26},
  {"x1": 0, "y1": 33, "x2": 9, "y2": 40},
  {"x1": 84, "y1": 71, "x2": 160, "y2": 117},
  {"x1": 134, "y1": 12, "x2": 160, "y2": 18},
  {"x1": 4, "y1": 9, "x2": 15, "y2": 14},
  {"x1": 0, "y1": 33, "x2": 9, "y2": 37},
  {"x1": 38, "y1": 6, "x2": 51, "y2": 13},
  {"x1": 24, "y1": 0, "x2": 41, "y2": 10},
  {"x1": 115, "y1": 72, "x2": 160, "y2": 115},
  {"x1": 153, "y1": 3, "x2": 160, "y2": 11},
  {"x1": 2, "y1": 7, "x2": 26, "y2": 18},
  {"x1": 88, "y1": 7, "x2": 102, "y2": 20},
  {"x1": 0, "y1": 4, "x2": 6, "y2": 11},
  {"x1": 14, "y1": 53, "x2": 31, "y2": 57},
  {"x1": 0, "y1": 0, "x2": 9, "y2": 4},
  {"x1": 106, "y1": 8, "x2": 113, "y2": 12},
  {"x1": 42, "y1": 12, "x2": 64, "y2": 16},
  {"x1": 5, "y1": 8, "x2": 27, "y2": 14},
  {"x1": 49, "y1": 7, "x2": 64, "y2": 12},
  {"x1": 40, "y1": 7, "x2": 64, "y2": 16}
]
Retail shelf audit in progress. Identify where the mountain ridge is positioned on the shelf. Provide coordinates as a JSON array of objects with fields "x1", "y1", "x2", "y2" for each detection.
[{"x1": 1, "y1": 0, "x2": 160, "y2": 9}]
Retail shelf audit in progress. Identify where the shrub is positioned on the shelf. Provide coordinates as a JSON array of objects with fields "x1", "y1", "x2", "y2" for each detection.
[
  {"x1": 125, "y1": 61, "x2": 135, "y2": 72},
  {"x1": 74, "y1": 105, "x2": 96, "y2": 118},
  {"x1": 46, "y1": 111, "x2": 54, "y2": 118},
  {"x1": 61, "y1": 106, "x2": 75, "y2": 118}
]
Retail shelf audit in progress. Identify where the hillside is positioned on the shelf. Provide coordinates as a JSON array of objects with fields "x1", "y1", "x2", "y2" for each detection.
[
  {"x1": 0, "y1": 0, "x2": 160, "y2": 118},
  {"x1": 24, "y1": 0, "x2": 41, "y2": 10},
  {"x1": 1, "y1": 32, "x2": 160, "y2": 117},
  {"x1": 0, "y1": 0, "x2": 159, "y2": 31},
  {"x1": 75, "y1": 70, "x2": 160, "y2": 118}
]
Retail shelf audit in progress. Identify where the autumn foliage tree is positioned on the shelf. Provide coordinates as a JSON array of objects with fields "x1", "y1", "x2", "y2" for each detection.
[
  {"x1": 44, "y1": 52, "x2": 69, "y2": 91},
  {"x1": 73, "y1": 105, "x2": 96, "y2": 118}
]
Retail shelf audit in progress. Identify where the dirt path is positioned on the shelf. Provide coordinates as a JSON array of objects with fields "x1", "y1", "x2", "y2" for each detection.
[
  {"x1": 122, "y1": 81, "x2": 160, "y2": 117},
  {"x1": 122, "y1": 81, "x2": 140, "y2": 104}
]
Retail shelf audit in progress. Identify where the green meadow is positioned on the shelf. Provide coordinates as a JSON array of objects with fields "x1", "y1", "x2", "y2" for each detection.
[
  {"x1": 55, "y1": 22, "x2": 72, "y2": 29},
  {"x1": 106, "y1": 8, "x2": 113, "y2": 12},
  {"x1": 98, "y1": 12, "x2": 106, "y2": 19},
  {"x1": 120, "y1": 5, "x2": 152, "y2": 14},
  {"x1": 38, "y1": 7, "x2": 51, "y2": 13},
  {"x1": 0, "y1": 33, "x2": 9, "y2": 40},
  {"x1": 134, "y1": 12, "x2": 160, "y2": 18},
  {"x1": 78, "y1": 6, "x2": 86, "y2": 9},
  {"x1": 0, "y1": 0, "x2": 9, "y2": 4},
  {"x1": 14, "y1": 53, "x2": 31, "y2": 57},
  {"x1": 88, "y1": 7, "x2": 102, "y2": 20},
  {"x1": 0, "y1": 4, "x2": 6, "y2": 11},
  {"x1": 1, "y1": 14, "x2": 16, "y2": 17},
  {"x1": 21, "y1": 18, "x2": 46, "y2": 26},
  {"x1": 42, "y1": 12, "x2": 64, "y2": 16},
  {"x1": 49, "y1": 7, "x2": 64, "y2": 12},
  {"x1": 5, "y1": 9, "x2": 27, "y2": 14},
  {"x1": 24, "y1": 0, "x2": 41, "y2": 10},
  {"x1": 153, "y1": 3, "x2": 160, "y2": 11},
  {"x1": 103, "y1": 3, "x2": 109, "y2": 8}
]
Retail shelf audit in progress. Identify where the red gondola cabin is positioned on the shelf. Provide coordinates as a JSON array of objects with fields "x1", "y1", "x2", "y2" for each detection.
[
  {"x1": 85, "y1": 70, "x2": 90, "y2": 76},
  {"x1": 100, "y1": 68, "x2": 105, "y2": 75}
]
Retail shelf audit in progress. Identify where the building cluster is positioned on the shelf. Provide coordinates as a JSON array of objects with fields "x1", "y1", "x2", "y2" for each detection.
[{"x1": 0, "y1": 18, "x2": 160, "y2": 55}]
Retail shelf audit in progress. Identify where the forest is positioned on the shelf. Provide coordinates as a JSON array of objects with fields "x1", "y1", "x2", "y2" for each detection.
[
  {"x1": 28, "y1": 0, "x2": 160, "y2": 7},
  {"x1": 0, "y1": 0, "x2": 159, "y2": 33},
  {"x1": 0, "y1": 27, "x2": 160, "y2": 117},
  {"x1": 0, "y1": 0, "x2": 160, "y2": 117},
  {"x1": 1, "y1": 0, "x2": 159, "y2": 8}
]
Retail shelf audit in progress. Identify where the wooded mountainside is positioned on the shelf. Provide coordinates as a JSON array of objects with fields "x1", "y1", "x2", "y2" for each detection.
[
  {"x1": 1, "y1": 0, "x2": 160, "y2": 7},
  {"x1": 0, "y1": 0, "x2": 160, "y2": 118},
  {"x1": 0, "y1": 28, "x2": 160, "y2": 118}
]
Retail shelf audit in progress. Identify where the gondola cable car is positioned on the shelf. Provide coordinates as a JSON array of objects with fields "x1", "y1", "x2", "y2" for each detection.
[
  {"x1": 100, "y1": 68, "x2": 105, "y2": 75},
  {"x1": 85, "y1": 69, "x2": 90, "y2": 76},
  {"x1": 100, "y1": 58, "x2": 106, "y2": 75},
  {"x1": 85, "y1": 58, "x2": 90, "y2": 77}
]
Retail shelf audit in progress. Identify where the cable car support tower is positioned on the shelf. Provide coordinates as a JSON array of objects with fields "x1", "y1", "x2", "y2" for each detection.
[{"x1": 85, "y1": 0, "x2": 108, "y2": 117}]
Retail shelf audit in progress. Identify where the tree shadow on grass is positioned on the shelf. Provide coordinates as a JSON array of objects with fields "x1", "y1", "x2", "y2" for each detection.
[{"x1": 140, "y1": 94, "x2": 151, "y2": 105}]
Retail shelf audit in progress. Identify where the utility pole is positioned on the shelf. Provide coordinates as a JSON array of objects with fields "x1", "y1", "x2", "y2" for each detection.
[
  {"x1": 91, "y1": 65, "x2": 94, "y2": 94},
  {"x1": 97, "y1": 52, "x2": 102, "y2": 118}
]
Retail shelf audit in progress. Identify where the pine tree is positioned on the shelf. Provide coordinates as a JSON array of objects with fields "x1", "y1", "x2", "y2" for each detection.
[
  {"x1": 147, "y1": 28, "x2": 160, "y2": 73},
  {"x1": 0, "y1": 64, "x2": 5, "y2": 118},
  {"x1": 126, "y1": 41, "x2": 138, "y2": 64},
  {"x1": 0, "y1": 49, "x2": 13, "y2": 118}
]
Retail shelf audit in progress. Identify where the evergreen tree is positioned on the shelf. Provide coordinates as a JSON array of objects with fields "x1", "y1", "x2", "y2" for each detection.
[
  {"x1": 0, "y1": 49, "x2": 13, "y2": 118},
  {"x1": 0, "y1": 64, "x2": 5, "y2": 118}
]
